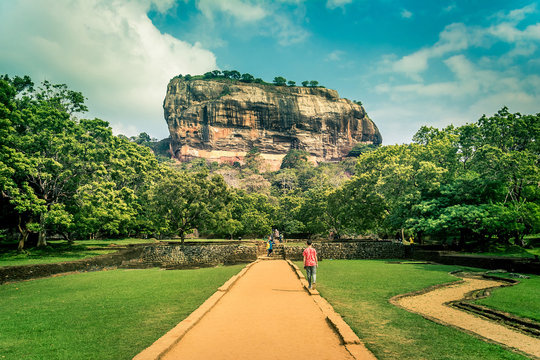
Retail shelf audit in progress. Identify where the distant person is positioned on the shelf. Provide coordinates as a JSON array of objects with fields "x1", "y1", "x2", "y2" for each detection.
[
  {"x1": 303, "y1": 240, "x2": 318, "y2": 289},
  {"x1": 279, "y1": 233, "x2": 283, "y2": 243},
  {"x1": 266, "y1": 236, "x2": 274, "y2": 257}
]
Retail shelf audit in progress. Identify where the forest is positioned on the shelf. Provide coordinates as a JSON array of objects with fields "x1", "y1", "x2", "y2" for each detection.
[{"x1": 1, "y1": 75, "x2": 538, "y2": 251}]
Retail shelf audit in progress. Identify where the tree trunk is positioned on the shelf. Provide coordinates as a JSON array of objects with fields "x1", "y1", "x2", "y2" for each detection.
[
  {"x1": 37, "y1": 212, "x2": 47, "y2": 247},
  {"x1": 17, "y1": 216, "x2": 28, "y2": 251},
  {"x1": 180, "y1": 231, "x2": 185, "y2": 245},
  {"x1": 17, "y1": 233, "x2": 28, "y2": 251}
]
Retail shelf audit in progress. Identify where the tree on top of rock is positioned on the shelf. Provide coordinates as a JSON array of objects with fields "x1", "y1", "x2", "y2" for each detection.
[{"x1": 273, "y1": 76, "x2": 287, "y2": 86}]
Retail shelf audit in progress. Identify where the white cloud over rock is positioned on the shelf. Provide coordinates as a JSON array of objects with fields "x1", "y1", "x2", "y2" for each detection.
[{"x1": 0, "y1": 0, "x2": 217, "y2": 138}]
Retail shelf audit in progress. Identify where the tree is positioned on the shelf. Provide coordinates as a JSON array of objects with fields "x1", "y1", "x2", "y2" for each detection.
[
  {"x1": 229, "y1": 70, "x2": 241, "y2": 80},
  {"x1": 244, "y1": 147, "x2": 262, "y2": 172},
  {"x1": 301, "y1": 81, "x2": 309, "y2": 87},
  {"x1": 280, "y1": 149, "x2": 309, "y2": 169},
  {"x1": 241, "y1": 73, "x2": 255, "y2": 83},
  {"x1": 149, "y1": 169, "x2": 231, "y2": 243},
  {"x1": 347, "y1": 143, "x2": 378, "y2": 157},
  {"x1": 287, "y1": 80, "x2": 296, "y2": 87},
  {"x1": 309, "y1": 80, "x2": 319, "y2": 87},
  {"x1": 229, "y1": 190, "x2": 275, "y2": 237},
  {"x1": 273, "y1": 76, "x2": 287, "y2": 86}
]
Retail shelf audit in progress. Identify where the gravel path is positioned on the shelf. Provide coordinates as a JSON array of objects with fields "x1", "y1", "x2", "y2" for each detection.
[
  {"x1": 394, "y1": 276, "x2": 540, "y2": 359},
  {"x1": 161, "y1": 260, "x2": 367, "y2": 360}
]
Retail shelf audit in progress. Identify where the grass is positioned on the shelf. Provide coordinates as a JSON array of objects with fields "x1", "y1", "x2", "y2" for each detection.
[
  {"x1": 0, "y1": 265, "x2": 243, "y2": 360},
  {"x1": 0, "y1": 244, "x2": 117, "y2": 267},
  {"x1": 0, "y1": 238, "x2": 257, "y2": 267},
  {"x1": 474, "y1": 274, "x2": 540, "y2": 322},
  {"x1": 463, "y1": 244, "x2": 540, "y2": 259},
  {"x1": 296, "y1": 260, "x2": 528, "y2": 360}
]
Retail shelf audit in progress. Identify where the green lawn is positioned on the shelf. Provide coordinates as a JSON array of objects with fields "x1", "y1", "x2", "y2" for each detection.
[
  {"x1": 463, "y1": 244, "x2": 540, "y2": 258},
  {"x1": 474, "y1": 274, "x2": 540, "y2": 322},
  {"x1": 298, "y1": 260, "x2": 529, "y2": 360},
  {"x1": 0, "y1": 245, "x2": 117, "y2": 267},
  {"x1": 0, "y1": 265, "x2": 243, "y2": 360}
]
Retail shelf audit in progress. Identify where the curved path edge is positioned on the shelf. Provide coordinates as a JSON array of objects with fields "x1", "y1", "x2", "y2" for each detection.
[
  {"x1": 389, "y1": 273, "x2": 540, "y2": 359},
  {"x1": 132, "y1": 260, "x2": 259, "y2": 360}
]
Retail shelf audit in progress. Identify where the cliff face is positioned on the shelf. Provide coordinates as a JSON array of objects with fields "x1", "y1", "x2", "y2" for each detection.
[{"x1": 164, "y1": 78, "x2": 382, "y2": 169}]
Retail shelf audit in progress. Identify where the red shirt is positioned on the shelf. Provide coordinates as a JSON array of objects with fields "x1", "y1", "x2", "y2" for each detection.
[{"x1": 303, "y1": 247, "x2": 317, "y2": 267}]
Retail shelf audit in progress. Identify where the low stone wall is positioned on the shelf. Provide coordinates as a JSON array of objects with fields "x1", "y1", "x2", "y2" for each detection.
[
  {"x1": 285, "y1": 241, "x2": 406, "y2": 261},
  {"x1": 140, "y1": 244, "x2": 257, "y2": 268}
]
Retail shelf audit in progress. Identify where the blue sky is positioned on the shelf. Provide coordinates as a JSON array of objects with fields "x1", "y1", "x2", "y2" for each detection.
[{"x1": 1, "y1": 0, "x2": 539, "y2": 144}]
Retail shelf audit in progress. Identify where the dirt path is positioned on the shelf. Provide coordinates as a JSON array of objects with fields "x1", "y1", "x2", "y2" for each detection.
[
  {"x1": 160, "y1": 260, "x2": 365, "y2": 360},
  {"x1": 393, "y1": 276, "x2": 540, "y2": 359}
]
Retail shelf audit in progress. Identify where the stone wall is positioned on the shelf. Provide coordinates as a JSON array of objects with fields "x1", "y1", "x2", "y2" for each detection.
[
  {"x1": 285, "y1": 241, "x2": 406, "y2": 261},
  {"x1": 140, "y1": 244, "x2": 257, "y2": 268}
]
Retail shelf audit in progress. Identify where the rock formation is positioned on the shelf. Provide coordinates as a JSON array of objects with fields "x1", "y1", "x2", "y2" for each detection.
[{"x1": 164, "y1": 77, "x2": 382, "y2": 170}]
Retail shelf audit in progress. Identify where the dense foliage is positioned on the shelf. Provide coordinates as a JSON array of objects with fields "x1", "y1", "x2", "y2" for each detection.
[
  {"x1": 175, "y1": 70, "x2": 323, "y2": 88},
  {"x1": 1, "y1": 75, "x2": 538, "y2": 251}
]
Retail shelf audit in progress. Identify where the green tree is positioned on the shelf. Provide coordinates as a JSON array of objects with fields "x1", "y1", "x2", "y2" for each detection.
[
  {"x1": 309, "y1": 80, "x2": 319, "y2": 87},
  {"x1": 229, "y1": 70, "x2": 241, "y2": 80},
  {"x1": 241, "y1": 73, "x2": 255, "y2": 83},
  {"x1": 287, "y1": 80, "x2": 296, "y2": 87},
  {"x1": 273, "y1": 76, "x2": 287, "y2": 86},
  {"x1": 280, "y1": 149, "x2": 309, "y2": 169},
  {"x1": 244, "y1": 147, "x2": 262, "y2": 172},
  {"x1": 149, "y1": 169, "x2": 231, "y2": 243},
  {"x1": 301, "y1": 81, "x2": 309, "y2": 87}
]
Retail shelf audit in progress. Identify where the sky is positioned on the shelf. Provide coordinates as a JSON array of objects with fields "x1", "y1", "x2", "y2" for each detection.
[{"x1": 1, "y1": 0, "x2": 539, "y2": 145}]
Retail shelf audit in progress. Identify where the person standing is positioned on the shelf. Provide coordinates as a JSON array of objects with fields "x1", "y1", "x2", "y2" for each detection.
[
  {"x1": 303, "y1": 240, "x2": 318, "y2": 289},
  {"x1": 266, "y1": 236, "x2": 274, "y2": 257}
]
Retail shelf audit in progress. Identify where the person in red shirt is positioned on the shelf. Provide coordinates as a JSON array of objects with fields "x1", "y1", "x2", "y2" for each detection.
[{"x1": 302, "y1": 240, "x2": 318, "y2": 289}]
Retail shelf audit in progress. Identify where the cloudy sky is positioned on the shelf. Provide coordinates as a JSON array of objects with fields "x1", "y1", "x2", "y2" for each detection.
[{"x1": 1, "y1": 0, "x2": 539, "y2": 144}]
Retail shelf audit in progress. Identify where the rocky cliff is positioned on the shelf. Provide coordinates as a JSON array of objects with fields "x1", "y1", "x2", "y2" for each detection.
[{"x1": 164, "y1": 78, "x2": 382, "y2": 169}]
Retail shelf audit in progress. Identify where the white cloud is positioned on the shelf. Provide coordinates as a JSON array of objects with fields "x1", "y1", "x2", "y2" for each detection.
[
  {"x1": 401, "y1": 9, "x2": 413, "y2": 19},
  {"x1": 500, "y1": 3, "x2": 537, "y2": 22},
  {"x1": 325, "y1": 50, "x2": 345, "y2": 61},
  {"x1": 326, "y1": 0, "x2": 353, "y2": 10},
  {"x1": 369, "y1": 4, "x2": 540, "y2": 144},
  {"x1": 442, "y1": 4, "x2": 456, "y2": 13},
  {"x1": 196, "y1": 0, "x2": 267, "y2": 22},
  {"x1": 0, "y1": 0, "x2": 217, "y2": 138},
  {"x1": 193, "y1": 0, "x2": 309, "y2": 46}
]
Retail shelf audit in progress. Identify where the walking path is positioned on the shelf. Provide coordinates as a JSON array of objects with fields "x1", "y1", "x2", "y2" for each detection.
[
  {"x1": 134, "y1": 260, "x2": 375, "y2": 360},
  {"x1": 392, "y1": 276, "x2": 540, "y2": 359}
]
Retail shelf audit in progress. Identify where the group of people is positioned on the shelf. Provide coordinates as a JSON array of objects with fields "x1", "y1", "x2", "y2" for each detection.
[
  {"x1": 265, "y1": 230, "x2": 318, "y2": 290},
  {"x1": 265, "y1": 228, "x2": 283, "y2": 257}
]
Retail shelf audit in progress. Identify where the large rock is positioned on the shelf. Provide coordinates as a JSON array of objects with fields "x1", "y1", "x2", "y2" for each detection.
[{"x1": 164, "y1": 78, "x2": 382, "y2": 170}]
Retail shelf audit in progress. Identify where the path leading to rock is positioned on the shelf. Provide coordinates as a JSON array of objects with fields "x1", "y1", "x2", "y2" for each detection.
[
  {"x1": 393, "y1": 276, "x2": 540, "y2": 359},
  {"x1": 142, "y1": 260, "x2": 374, "y2": 360}
]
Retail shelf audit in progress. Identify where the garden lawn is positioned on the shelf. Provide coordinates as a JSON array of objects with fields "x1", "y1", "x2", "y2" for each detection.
[
  {"x1": 474, "y1": 274, "x2": 540, "y2": 322},
  {"x1": 0, "y1": 245, "x2": 116, "y2": 267},
  {"x1": 0, "y1": 265, "x2": 243, "y2": 360},
  {"x1": 298, "y1": 260, "x2": 528, "y2": 360}
]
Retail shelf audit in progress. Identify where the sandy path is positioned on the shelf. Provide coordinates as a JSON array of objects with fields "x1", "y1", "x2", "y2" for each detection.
[
  {"x1": 162, "y1": 260, "x2": 356, "y2": 360},
  {"x1": 394, "y1": 277, "x2": 540, "y2": 359}
]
